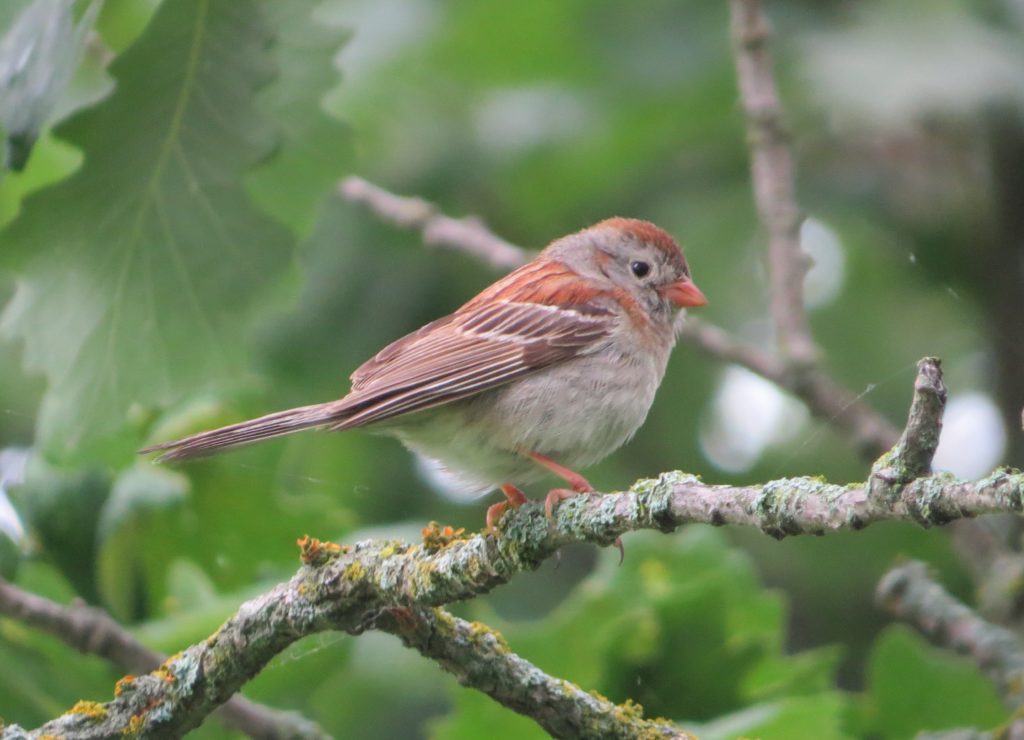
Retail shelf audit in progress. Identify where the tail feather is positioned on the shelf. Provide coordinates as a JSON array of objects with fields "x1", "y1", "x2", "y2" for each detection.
[{"x1": 139, "y1": 402, "x2": 342, "y2": 462}]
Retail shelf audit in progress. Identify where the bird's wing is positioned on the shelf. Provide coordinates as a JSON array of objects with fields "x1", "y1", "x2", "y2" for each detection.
[{"x1": 335, "y1": 265, "x2": 616, "y2": 429}]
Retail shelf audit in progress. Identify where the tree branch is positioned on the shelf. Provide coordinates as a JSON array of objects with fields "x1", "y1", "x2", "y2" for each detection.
[
  {"x1": 8, "y1": 358, "x2": 1024, "y2": 736},
  {"x1": 0, "y1": 579, "x2": 328, "y2": 740},
  {"x1": 339, "y1": 176, "x2": 529, "y2": 271},
  {"x1": 375, "y1": 606, "x2": 690, "y2": 739},
  {"x1": 877, "y1": 561, "x2": 1024, "y2": 713},
  {"x1": 728, "y1": 0, "x2": 816, "y2": 366}
]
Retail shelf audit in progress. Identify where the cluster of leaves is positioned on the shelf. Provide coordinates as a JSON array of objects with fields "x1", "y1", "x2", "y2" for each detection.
[{"x1": 0, "y1": 0, "x2": 1017, "y2": 736}]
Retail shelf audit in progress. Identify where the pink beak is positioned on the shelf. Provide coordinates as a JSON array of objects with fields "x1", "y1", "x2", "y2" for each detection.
[{"x1": 659, "y1": 278, "x2": 707, "y2": 308}]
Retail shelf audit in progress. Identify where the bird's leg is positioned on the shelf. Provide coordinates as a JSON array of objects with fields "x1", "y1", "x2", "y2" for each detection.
[
  {"x1": 486, "y1": 483, "x2": 529, "y2": 532},
  {"x1": 527, "y1": 452, "x2": 593, "y2": 493},
  {"x1": 528, "y1": 452, "x2": 624, "y2": 562},
  {"x1": 527, "y1": 451, "x2": 594, "y2": 520}
]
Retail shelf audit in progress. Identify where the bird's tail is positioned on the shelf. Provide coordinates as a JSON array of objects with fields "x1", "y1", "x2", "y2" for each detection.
[{"x1": 139, "y1": 402, "x2": 343, "y2": 462}]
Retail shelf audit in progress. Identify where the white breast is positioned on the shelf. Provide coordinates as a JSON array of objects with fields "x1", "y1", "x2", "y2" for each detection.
[{"x1": 389, "y1": 324, "x2": 675, "y2": 496}]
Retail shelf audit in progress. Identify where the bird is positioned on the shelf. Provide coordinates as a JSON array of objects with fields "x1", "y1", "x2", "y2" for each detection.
[{"x1": 140, "y1": 217, "x2": 707, "y2": 530}]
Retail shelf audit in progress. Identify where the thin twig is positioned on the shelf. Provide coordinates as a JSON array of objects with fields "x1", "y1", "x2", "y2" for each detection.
[
  {"x1": 728, "y1": 0, "x2": 816, "y2": 366},
  {"x1": 679, "y1": 319, "x2": 899, "y2": 457},
  {"x1": 870, "y1": 357, "x2": 947, "y2": 486},
  {"x1": 0, "y1": 579, "x2": 329, "y2": 740},
  {"x1": 339, "y1": 176, "x2": 529, "y2": 271}
]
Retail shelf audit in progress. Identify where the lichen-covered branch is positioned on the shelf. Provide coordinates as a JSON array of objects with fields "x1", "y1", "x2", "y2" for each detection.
[
  {"x1": 374, "y1": 606, "x2": 690, "y2": 739},
  {"x1": 9, "y1": 358, "x2": 1024, "y2": 737},
  {"x1": 728, "y1": 0, "x2": 816, "y2": 366},
  {"x1": 870, "y1": 358, "x2": 946, "y2": 487},
  {"x1": 338, "y1": 176, "x2": 529, "y2": 271},
  {"x1": 0, "y1": 578, "x2": 328, "y2": 740},
  {"x1": 877, "y1": 561, "x2": 1024, "y2": 711}
]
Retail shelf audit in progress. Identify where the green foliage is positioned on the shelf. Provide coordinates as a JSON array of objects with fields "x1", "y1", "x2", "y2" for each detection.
[
  {"x1": 95, "y1": 464, "x2": 188, "y2": 620},
  {"x1": 245, "y1": 2, "x2": 353, "y2": 236},
  {"x1": 13, "y1": 454, "x2": 111, "y2": 602},
  {"x1": 856, "y1": 626, "x2": 1007, "y2": 738},
  {"x1": 0, "y1": 0, "x2": 294, "y2": 464}
]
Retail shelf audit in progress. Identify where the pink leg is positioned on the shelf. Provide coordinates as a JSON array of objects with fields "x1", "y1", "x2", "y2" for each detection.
[
  {"x1": 528, "y1": 452, "x2": 594, "y2": 520},
  {"x1": 486, "y1": 483, "x2": 529, "y2": 532},
  {"x1": 527, "y1": 452, "x2": 593, "y2": 492}
]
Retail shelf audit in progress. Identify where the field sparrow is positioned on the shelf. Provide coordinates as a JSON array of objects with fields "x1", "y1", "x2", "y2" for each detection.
[{"x1": 142, "y1": 218, "x2": 707, "y2": 528}]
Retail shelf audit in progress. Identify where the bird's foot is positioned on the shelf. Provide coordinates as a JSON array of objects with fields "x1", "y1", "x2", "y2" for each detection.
[
  {"x1": 544, "y1": 487, "x2": 578, "y2": 520},
  {"x1": 486, "y1": 483, "x2": 529, "y2": 532}
]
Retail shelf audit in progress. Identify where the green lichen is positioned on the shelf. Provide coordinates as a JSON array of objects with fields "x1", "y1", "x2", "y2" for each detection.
[
  {"x1": 753, "y1": 477, "x2": 844, "y2": 538},
  {"x1": 905, "y1": 471, "x2": 961, "y2": 526}
]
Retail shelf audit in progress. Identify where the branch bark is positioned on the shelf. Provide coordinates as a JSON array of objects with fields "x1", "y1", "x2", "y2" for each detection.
[
  {"x1": 375, "y1": 606, "x2": 689, "y2": 739},
  {"x1": 877, "y1": 561, "x2": 1024, "y2": 714},
  {"x1": 0, "y1": 579, "x2": 328, "y2": 740}
]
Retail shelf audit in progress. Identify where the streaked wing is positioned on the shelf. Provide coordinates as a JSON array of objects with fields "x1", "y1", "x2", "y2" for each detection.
[{"x1": 333, "y1": 298, "x2": 614, "y2": 429}]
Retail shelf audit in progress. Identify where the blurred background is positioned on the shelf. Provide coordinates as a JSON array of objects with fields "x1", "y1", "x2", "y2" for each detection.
[{"x1": 0, "y1": 0, "x2": 1022, "y2": 737}]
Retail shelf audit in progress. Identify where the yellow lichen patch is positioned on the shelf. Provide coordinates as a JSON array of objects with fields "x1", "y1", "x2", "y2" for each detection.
[
  {"x1": 153, "y1": 665, "x2": 176, "y2": 684},
  {"x1": 297, "y1": 534, "x2": 343, "y2": 566},
  {"x1": 421, "y1": 521, "x2": 467, "y2": 553},
  {"x1": 154, "y1": 652, "x2": 183, "y2": 683},
  {"x1": 114, "y1": 675, "x2": 136, "y2": 696},
  {"x1": 467, "y1": 620, "x2": 510, "y2": 653},
  {"x1": 123, "y1": 714, "x2": 145, "y2": 737},
  {"x1": 69, "y1": 700, "x2": 107, "y2": 719},
  {"x1": 343, "y1": 561, "x2": 366, "y2": 581},
  {"x1": 615, "y1": 697, "x2": 645, "y2": 721}
]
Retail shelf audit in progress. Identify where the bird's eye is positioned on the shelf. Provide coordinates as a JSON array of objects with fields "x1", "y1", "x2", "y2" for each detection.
[{"x1": 630, "y1": 261, "x2": 650, "y2": 278}]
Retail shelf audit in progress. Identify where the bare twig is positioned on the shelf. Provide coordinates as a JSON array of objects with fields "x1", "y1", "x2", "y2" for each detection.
[
  {"x1": 339, "y1": 176, "x2": 529, "y2": 271},
  {"x1": 0, "y1": 579, "x2": 329, "y2": 740},
  {"x1": 679, "y1": 319, "x2": 899, "y2": 457},
  {"x1": 870, "y1": 357, "x2": 946, "y2": 490},
  {"x1": 877, "y1": 561, "x2": 1024, "y2": 711},
  {"x1": 376, "y1": 607, "x2": 689, "y2": 739},
  {"x1": 728, "y1": 0, "x2": 816, "y2": 366},
  {"x1": 8, "y1": 360, "x2": 1024, "y2": 737}
]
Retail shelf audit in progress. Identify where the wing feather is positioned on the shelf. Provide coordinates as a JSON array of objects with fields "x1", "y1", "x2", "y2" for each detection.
[{"x1": 333, "y1": 290, "x2": 615, "y2": 429}]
